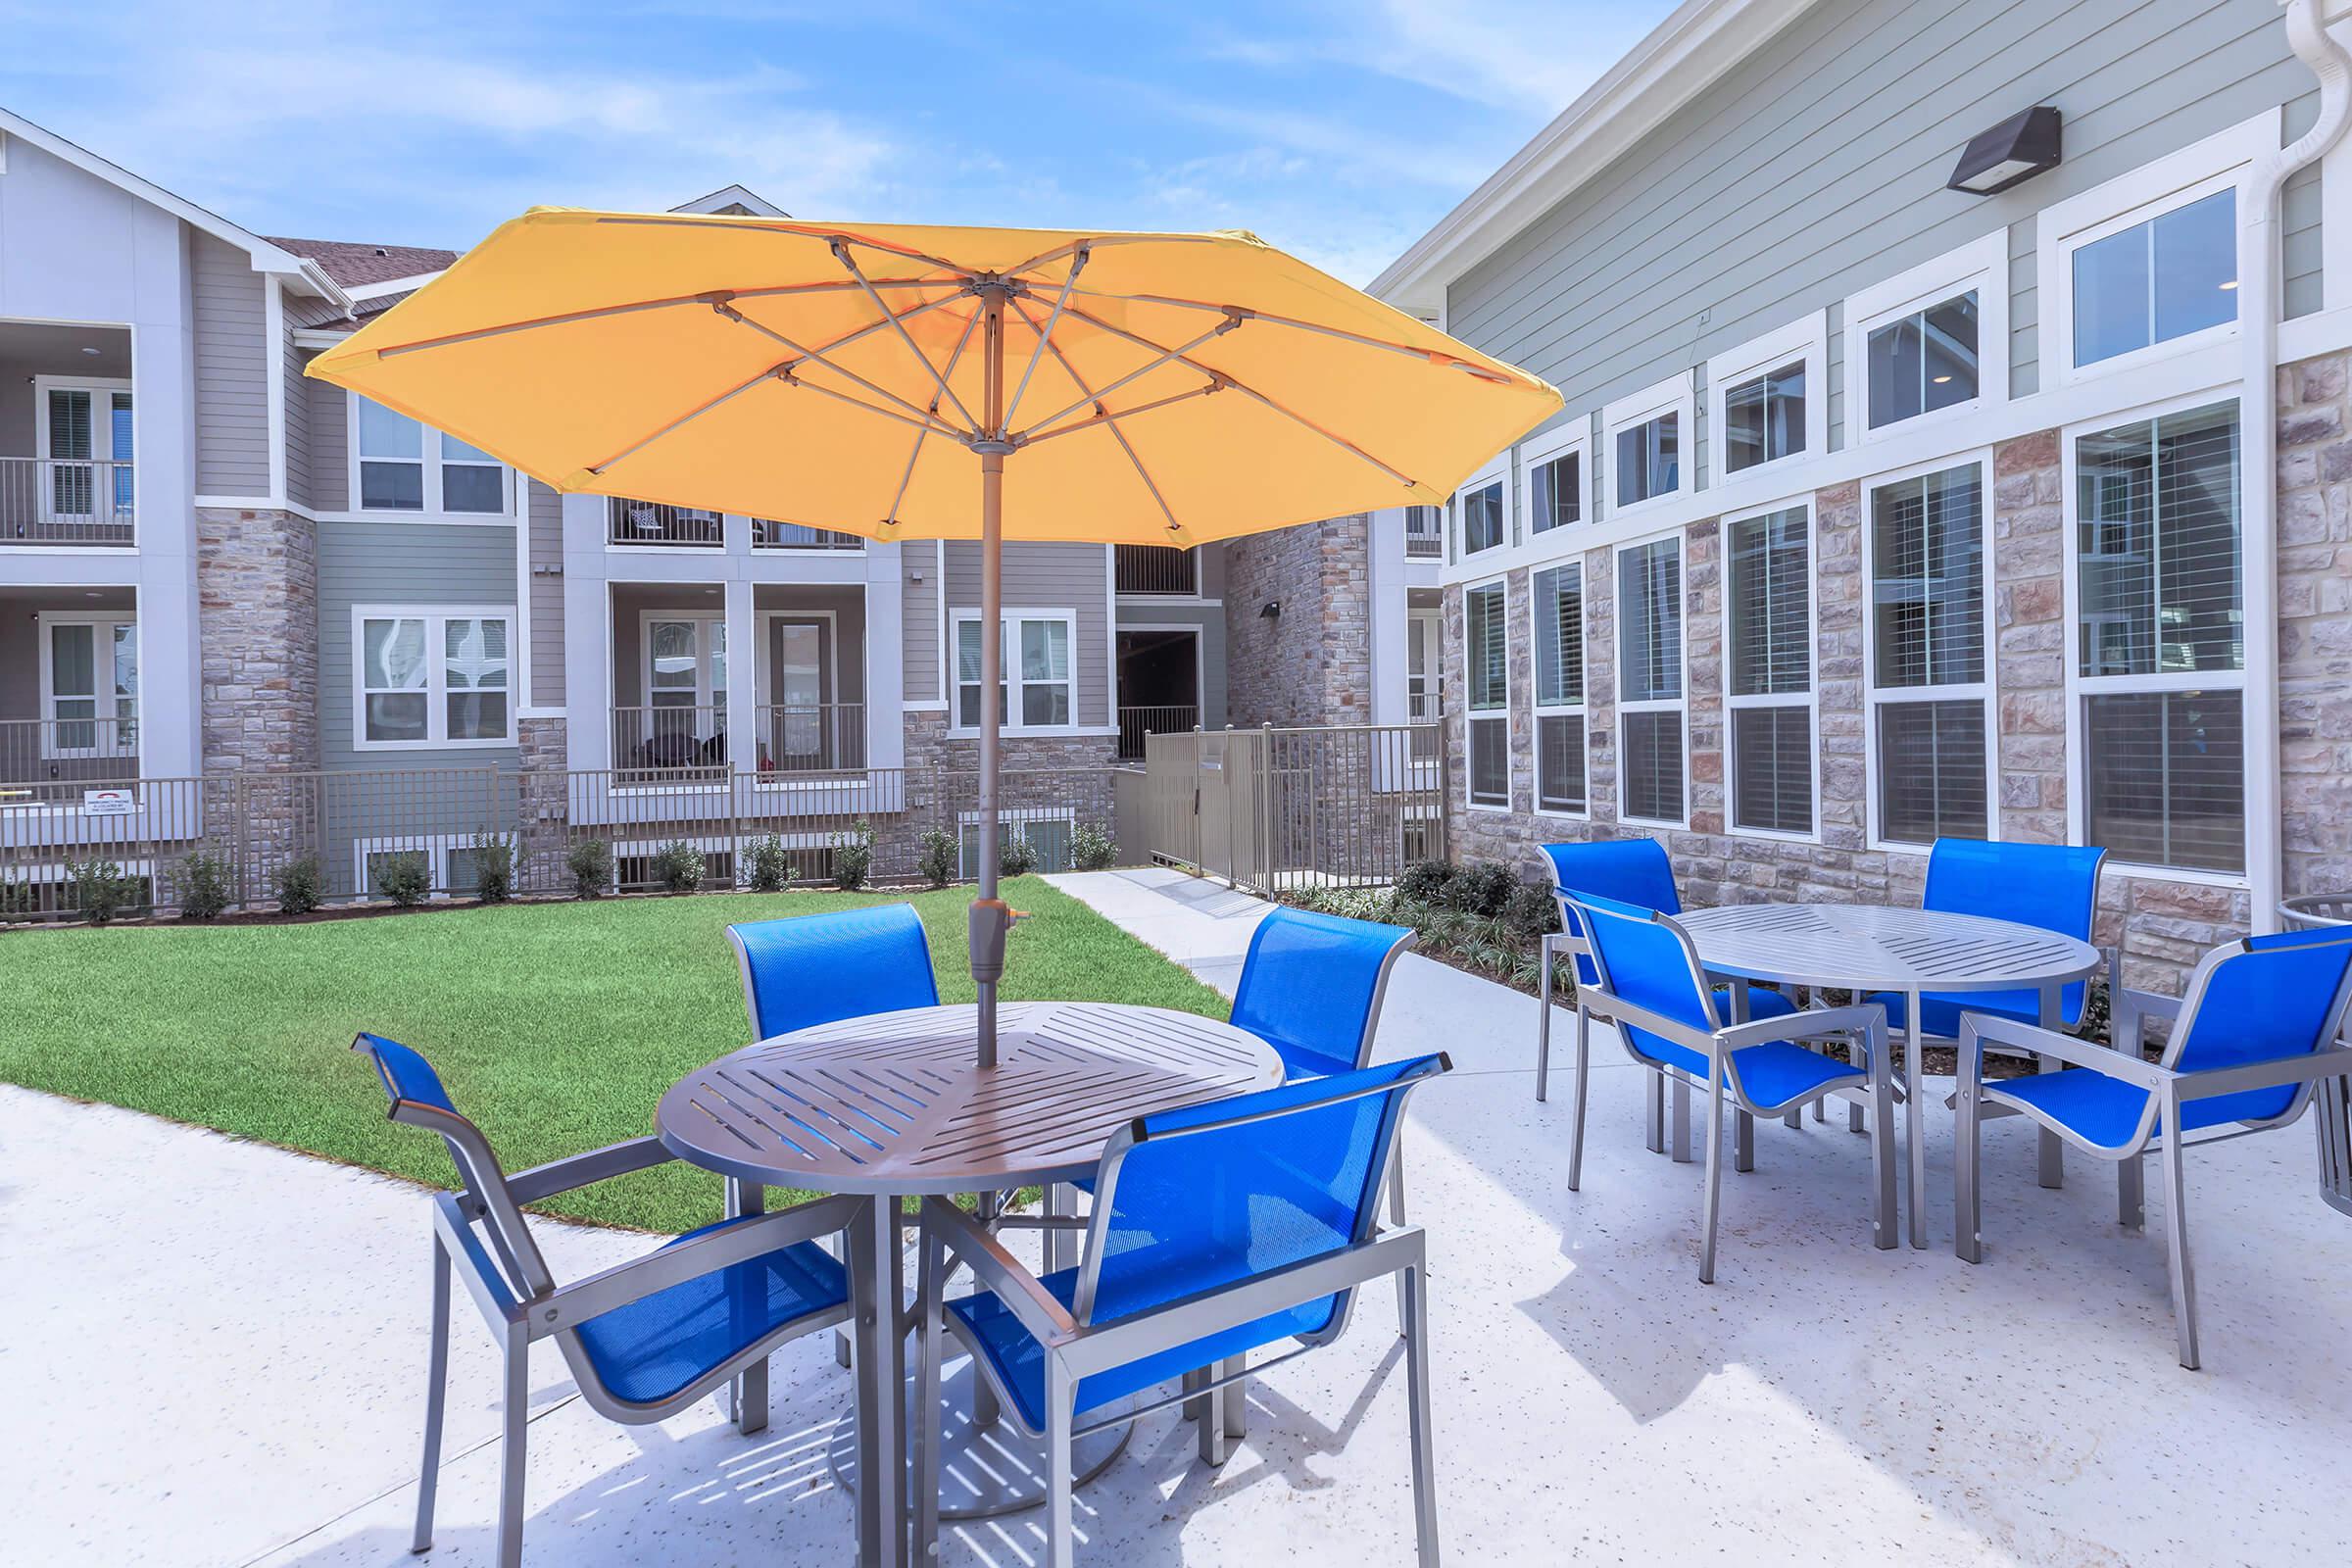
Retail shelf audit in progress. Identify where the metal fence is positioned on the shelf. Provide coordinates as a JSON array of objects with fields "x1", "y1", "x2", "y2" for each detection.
[
  {"x1": 0, "y1": 716, "x2": 142, "y2": 796},
  {"x1": 0, "y1": 456, "x2": 136, "y2": 547},
  {"x1": 1141, "y1": 723, "x2": 1445, "y2": 895},
  {"x1": 1114, "y1": 544, "x2": 1199, "y2": 595},
  {"x1": 1404, "y1": 504, "x2": 1444, "y2": 559},
  {"x1": 1116, "y1": 704, "x2": 1199, "y2": 760}
]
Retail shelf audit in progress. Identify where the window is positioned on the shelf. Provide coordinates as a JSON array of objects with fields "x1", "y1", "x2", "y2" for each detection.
[
  {"x1": 1529, "y1": 445, "x2": 1583, "y2": 534},
  {"x1": 40, "y1": 615, "x2": 138, "y2": 758},
  {"x1": 353, "y1": 395, "x2": 511, "y2": 514},
  {"x1": 355, "y1": 608, "x2": 514, "y2": 748},
  {"x1": 1604, "y1": 374, "x2": 1691, "y2": 515},
  {"x1": 956, "y1": 612, "x2": 1076, "y2": 731},
  {"x1": 1723, "y1": 364, "x2": 1805, "y2": 474},
  {"x1": 2071, "y1": 188, "x2": 2235, "y2": 368},
  {"x1": 1867, "y1": 463, "x2": 1988, "y2": 845},
  {"x1": 1867, "y1": 293, "x2": 1978, "y2": 430},
  {"x1": 634, "y1": 614, "x2": 727, "y2": 759},
  {"x1": 958, "y1": 810, "x2": 1076, "y2": 878},
  {"x1": 1707, "y1": 316, "x2": 1827, "y2": 484},
  {"x1": 1530, "y1": 563, "x2": 1586, "y2": 814},
  {"x1": 1459, "y1": 472, "x2": 1506, "y2": 556},
  {"x1": 1464, "y1": 580, "x2": 1509, "y2": 808},
  {"x1": 2072, "y1": 401, "x2": 2245, "y2": 872},
  {"x1": 1616, "y1": 537, "x2": 1685, "y2": 825},
  {"x1": 1846, "y1": 233, "x2": 2005, "y2": 439},
  {"x1": 1725, "y1": 507, "x2": 1813, "y2": 836}
]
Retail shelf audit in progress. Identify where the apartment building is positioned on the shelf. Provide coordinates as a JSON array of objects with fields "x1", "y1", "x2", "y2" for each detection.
[{"x1": 1374, "y1": 0, "x2": 2352, "y2": 990}]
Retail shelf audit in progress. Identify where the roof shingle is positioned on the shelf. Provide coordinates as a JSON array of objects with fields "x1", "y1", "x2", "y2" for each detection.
[{"x1": 264, "y1": 236, "x2": 457, "y2": 289}]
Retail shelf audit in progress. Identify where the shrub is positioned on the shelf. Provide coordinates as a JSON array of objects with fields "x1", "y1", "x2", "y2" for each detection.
[
  {"x1": 1069, "y1": 821, "x2": 1118, "y2": 871},
  {"x1": 829, "y1": 818, "x2": 874, "y2": 891},
  {"x1": 1396, "y1": 859, "x2": 1454, "y2": 906},
  {"x1": 470, "y1": 832, "x2": 516, "y2": 905},
  {"x1": 917, "y1": 827, "x2": 957, "y2": 890},
  {"x1": 70, "y1": 858, "x2": 136, "y2": 924},
  {"x1": 273, "y1": 856, "x2": 322, "y2": 916},
  {"x1": 1502, "y1": 881, "x2": 1560, "y2": 941},
  {"x1": 748, "y1": 833, "x2": 794, "y2": 893},
  {"x1": 651, "y1": 840, "x2": 705, "y2": 894},
  {"x1": 177, "y1": 846, "x2": 234, "y2": 921},
  {"x1": 998, "y1": 829, "x2": 1039, "y2": 879},
  {"x1": 0, "y1": 876, "x2": 34, "y2": 918},
  {"x1": 1441, "y1": 861, "x2": 1516, "y2": 917},
  {"x1": 566, "y1": 838, "x2": 612, "y2": 899},
  {"x1": 375, "y1": 851, "x2": 431, "y2": 907}
]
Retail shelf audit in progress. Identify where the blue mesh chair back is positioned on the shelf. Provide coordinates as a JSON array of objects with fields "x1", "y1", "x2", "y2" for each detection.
[
  {"x1": 2168, "y1": 930, "x2": 2352, "y2": 1127},
  {"x1": 1541, "y1": 838, "x2": 1680, "y2": 986},
  {"x1": 1924, "y1": 839, "x2": 2106, "y2": 1026},
  {"x1": 1229, "y1": 906, "x2": 1414, "y2": 1078},
  {"x1": 729, "y1": 904, "x2": 940, "y2": 1041},
  {"x1": 1570, "y1": 892, "x2": 1719, "y2": 1064}
]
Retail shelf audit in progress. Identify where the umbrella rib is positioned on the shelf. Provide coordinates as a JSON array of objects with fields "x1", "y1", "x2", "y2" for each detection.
[
  {"x1": 886, "y1": 298, "x2": 986, "y2": 526},
  {"x1": 1000, "y1": 246, "x2": 1089, "y2": 431},
  {"x1": 366, "y1": 278, "x2": 935, "y2": 360},
  {"x1": 583, "y1": 358, "x2": 793, "y2": 476},
  {"x1": 1057, "y1": 303, "x2": 1427, "y2": 491},
  {"x1": 710, "y1": 299, "x2": 976, "y2": 438},
  {"x1": 1001, "y1": 231, "x2": 1223, "y2": 279},
  {"x1": 1012, "y1": 382, "x2": 1222, "y2": 448},
  {"x1": 590, "y1": 214, "x2": 979, "y2": 276},
  {"x1": 1054, "y1": 288, "x2": 1499, "y2": 374},
  {"x1": 1007, "y1": 296, "x2": 1182, "y2": 534},
  {"x1": 1009, "y1": 315, "x2": 1239, "y2": 444},
  {"x1": 831, "y1": 242, "x2": 983, "y2": 435}
]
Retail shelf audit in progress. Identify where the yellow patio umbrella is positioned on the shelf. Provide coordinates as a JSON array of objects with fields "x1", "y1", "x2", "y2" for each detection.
[{"x1": 308, "y1": 211, "x2": 1560, "y2": 1062}]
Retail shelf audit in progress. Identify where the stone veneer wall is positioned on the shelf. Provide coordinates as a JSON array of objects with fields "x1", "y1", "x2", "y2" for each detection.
[
  {"x1": 898, "y1": 710, "x2": 1118, "y2": 867},
  {"x1": 2277, "y1": 351, "x2": 2352, "y2": 906},
  {"x1": 1223, "y1": 514, "x2": 1372, "y2": 728},
  {"x1": 196, "y1": 507, "x2": 319, "y2": 775}
]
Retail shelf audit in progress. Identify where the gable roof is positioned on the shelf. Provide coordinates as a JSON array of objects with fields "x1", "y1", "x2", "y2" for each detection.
[
  {"x1": 265, "y1": 236, "x2": 459, "y2": 290},
  {"x1": 671, "y1": 184, "x2": 790, "y2": 218}
]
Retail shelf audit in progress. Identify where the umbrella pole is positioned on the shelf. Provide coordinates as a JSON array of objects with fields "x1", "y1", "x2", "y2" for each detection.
[{"x1": 969, "y1": 287, "x2": 1011, "y2": 1068}]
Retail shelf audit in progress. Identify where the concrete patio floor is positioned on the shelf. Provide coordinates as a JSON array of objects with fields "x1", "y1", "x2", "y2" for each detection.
[{"x1": 10, "y1": 865, "x2": 2348, "y2": 1565}]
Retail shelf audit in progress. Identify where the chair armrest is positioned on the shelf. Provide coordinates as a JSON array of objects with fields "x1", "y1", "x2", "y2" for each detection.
[
  {"x1": 2173, "y1": 1042, "x2": 2352, "y2": 1104},
  {"x1": 921, "y1": 1196, "x2": 1079, "y2": 1344},
  {"x1": 1581, "y1": 988, "x2": 1719, "y2": 1059},
  {"x1": 506, "y1": 1136, "x2": 675, "y2": 1205},
  {"x1": 1717, "y1": 1002, "x2": 1886, "y2": 1052},
  {"x1": 2111, "y1": 985, "x2": 2183, "y2": 1060},
  {"x1": 1959, "y1": 1014, "x2": 2170, "y2": 1090},
  {"x1": 533, "y1": 1193, "x2": 862, "y2": 1338}
]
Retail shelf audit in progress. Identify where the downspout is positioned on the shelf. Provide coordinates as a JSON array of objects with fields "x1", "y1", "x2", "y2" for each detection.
[{"x1": 2244, "y1": 0, "x2": 2351, "y2": 933}]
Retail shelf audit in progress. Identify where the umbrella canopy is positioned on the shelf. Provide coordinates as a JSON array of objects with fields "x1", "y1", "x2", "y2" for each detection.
[{"x1": 307, "y1": 212, "x2": 1561, "y2": 1063}]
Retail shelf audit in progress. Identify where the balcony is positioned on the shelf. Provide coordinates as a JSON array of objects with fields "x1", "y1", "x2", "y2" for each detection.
[
  {"x1": 1404, "y1": 505, "x2": 1444, "y2": 559},
  {"x1": 3, "y1": 320, "x2": 138, "y2": 549},
  {"x1": 608, "y1": 703, "x2": 867, "y2": 778},
  {"x1": 608, "y1": 498, "x2": 722, "y2": 548},
  {"x1": 0, "y1": 458, "x2": 135, "y2": 548},
  {"x1": 0, "y1": 715, "x2": 140, "y2": 805},
  {"x1": 1115, "y1": 544, "x2": 1199, "y2": 596},
  {"x1": 752, "y1": 517, "x2": 863, "y2": 551}
]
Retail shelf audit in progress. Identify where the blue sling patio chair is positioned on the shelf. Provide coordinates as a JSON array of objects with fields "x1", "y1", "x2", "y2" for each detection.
[
  {"x1": 1564, "y1": 893, "x2": 1896, "y2": 1280},
  {"x1": 910, "y1": 1054, "x2": 1453, "y2": 1567},
  {"x1": 1954, "y1": 927, "x2": 2352, "y2": 1368},
  {"x1": 353, "y1": 1032, "x2": 857, "y2": 1568}
]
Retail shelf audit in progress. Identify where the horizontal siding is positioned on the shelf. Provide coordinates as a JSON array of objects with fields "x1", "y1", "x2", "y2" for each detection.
[
  {"x1": 305, "y1": 367, "x2": 349, "y2": 511},
  {"x1": 318, "y1": 520, "x2": 521, "y2": 771},
  {"x1": 283, "y1": 318, "x2": 312, "y2": 511},
  {"x1": 527, "y1": 481, "x2": 565, "y2": 707},
  {"x1": 1448, "y1": 0, "x2": 2305, "y2": 477},
  {"x1": 905, "y1": 543, "x2": 940, "y2": 703},
  {"x1": 190, "y1": 233, "x2": 270, "y2": 496},
  {"x1": 2284, "y1": 157, "x2": 2323, "y2": 318},
  {"x1": 943, "y1": 541, "x2": 1110, "y2": 724}
]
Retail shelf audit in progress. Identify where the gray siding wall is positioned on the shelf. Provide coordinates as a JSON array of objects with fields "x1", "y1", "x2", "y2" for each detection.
[
  {"x1": 943, "y1": 541, "x2": 1111, "y2": 725},
  {"x1": 190, "y1": 233, "x2": 269, "y2": 496},
  {"x1": 905, "y1": 543, "x2": 941, "y2": 703},
  {"x1": 527, "y1": 481, "x2": 564, "y2": 707},
  {"x1": 1448, "y1": 0, "x2": 2314, "y2": 466},
  {"x1": 318, "y1": 520, "x2": 521, "y2": 770},
  {"x1": 303, "y1": 365, "x2": 349, "y2": 511},
  {"x1": 283, "y1": 317, "x2": 313, "y2": 511}
]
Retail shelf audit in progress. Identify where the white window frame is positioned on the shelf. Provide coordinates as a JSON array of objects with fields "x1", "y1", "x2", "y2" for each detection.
[
  {"x1": 2036, "y1": 114, "x2": 2271, "y2": 390},
  {"x1": 1527, "y1": 559, "x2": 1589, "y2": 819},
  {"x1": 354, "y1": 834, "x2": 472, "y2": 902},
  {"x1": 1461, "y1": 574, "x2": 1512, "y2": 812},
  {"x1": 1719, "y1": 499, "x2": 1819, "y2": 844},
  {"x1": 347, "y1": 392, "x2": 515, "y2": 520},
  {"x1": 1611, "y1": 532, "x2": 1690, "y2": 830},
  {"x1": 1859, "y1": 452, "x2": 1999, "y2": 853},
  {"x1": 639, "y1": 610, "x2": 730, "y2": 715},
  {"x1": 2058, "y1": 390, "x2": 2250, "y2": 886},
  {"x1": 950, "y1": 609, "x2": 1082, "y2": 736},
  {"x1": 35, "y1": 612, "x2": 139, "y2": 760},
  {"x1": 1844, "y1": 231, "x2": 2008, "y2": 446},
  {"x1": 32, "y1": 374, "x2": 135, "y2": 525},
  {"x1": 350, "y1": 605, "x2": 518, "y2": 752},
  {"x1": 1705, "y1": 314, "x2": 1829, "y2": 485},
  {"x1": 1520, "y1": 421, "x2": 1590, "y2": 541},
  {"x1": 1602, "y1": 371, "x2": 1693, "y2": 519},
  {"x1": 1453, "y1": 453, "x2": 1512, "y2": 561}
]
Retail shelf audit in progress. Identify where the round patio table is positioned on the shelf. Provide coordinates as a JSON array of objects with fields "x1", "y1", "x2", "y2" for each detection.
[
  {"x1": 656, "y1": 1000, "x2": 1282, "y2": 1568},
  {"x1": 1675, "y1": 903, "x2": 2103, "y2": 1250}
]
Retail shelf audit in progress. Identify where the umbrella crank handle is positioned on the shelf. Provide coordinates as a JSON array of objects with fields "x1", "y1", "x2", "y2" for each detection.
[{"x1": 967, "y1": 899, "x2": 1029, "y2": 985}]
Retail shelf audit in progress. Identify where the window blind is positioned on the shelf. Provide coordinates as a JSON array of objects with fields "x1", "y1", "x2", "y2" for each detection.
[
  {"x1": 2082, "y1": 689, "x2": 2244, "y2": 873},
  {"x1": 1876, "y1": 699, "x2": 1987, "y2": 844},
  {"x1": 1621, "y1": 710, "x2": 1685, "y2": 823},
  {"x1": 1728, "y1": 508, "x2": 1810, "y2": 697},
  {"x1": 1732, "y1": 707, "x2": 1812, "y2": 835},
  {"x1": 1537, "y1": 714, "x2": 1587, "y2": 813},
  {"x1": 1617, "y1": 539, "x2": 1682, "y2": 703},
  {"x1": 2076, "y1": 402, "x2": 2241, "y2": 677},
  {"x1": 1533, "y1": 564, "x2": 1583, "y2": 708},
  {"x1": 1871, "y1": 465, "x2": 1984, "y2": 687},
  {"x1": 1466, "y1": 583, "x2": 1507, "y2": 710}
]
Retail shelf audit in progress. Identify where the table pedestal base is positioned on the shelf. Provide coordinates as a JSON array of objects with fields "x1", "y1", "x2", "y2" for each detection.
[{"x1": 826, "y1": 1356, "x2": 1131, "y2": 1520}]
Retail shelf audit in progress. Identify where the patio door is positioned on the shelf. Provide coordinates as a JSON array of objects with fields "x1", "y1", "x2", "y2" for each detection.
[
  {"x1": 643, "y1": 614, "x2": 725, "y2": 762},
  {"x1": 764, "y1": 615, "x2": 836, "y2": 769},
  {"x1": 41, "y1": 382, "x2": 134, "y2": 523},
  {"x1": 1406, "y1": 610, "x2": 1443, "y2": 721},
  {"x1": 43, "y1": 616, "x2": 138, "y2": 759}
]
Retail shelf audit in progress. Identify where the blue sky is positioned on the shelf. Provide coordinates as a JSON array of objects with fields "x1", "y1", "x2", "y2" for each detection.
[{"x1": 0, "y1": 0, "x2": 1664, "y2": 285}]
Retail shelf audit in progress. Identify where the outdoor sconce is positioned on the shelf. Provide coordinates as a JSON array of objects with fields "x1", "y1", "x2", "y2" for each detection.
[
  {"x1": 1259, "y1": 600, "x2": 1281, "y2": 619},
  {"x1": 1948, "y1": 106, "x2": 2062, "y2": 196}
]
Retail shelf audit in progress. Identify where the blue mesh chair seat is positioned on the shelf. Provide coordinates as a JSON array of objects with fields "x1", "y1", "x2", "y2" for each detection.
[
  {"x1": 912, "y1": 1055, "x2": 1452, "y2": 1567},
  {"x1": 1954, "y1": 929, "x2": 2352, "y2": 1368},
  {"x1": 1564, "y1": 893, "x2": 1896, "y2": 1281},
  {"x1": 353, "y1": 1033, "x2": 858, "y2": 1568}
]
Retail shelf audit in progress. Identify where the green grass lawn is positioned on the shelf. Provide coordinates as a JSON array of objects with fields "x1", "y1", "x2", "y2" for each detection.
[{"x1": 0, "y1": 878, "x2": 1225, "y2": 1232}]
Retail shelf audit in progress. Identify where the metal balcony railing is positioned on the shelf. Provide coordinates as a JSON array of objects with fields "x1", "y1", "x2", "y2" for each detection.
[
  {"x1": 0, "y1": 458, "x2": 135, "y2": 547},
  {"x1": 0, "y1": 714, "x2": 140, "y2": 792},
  {"x1": 1115, "y1": 544, "x2": 1198, "y2": 596},
  {"x1": 1117, "y1": 704, "x2": 1199, "y2": 760},
  {"x1": 612, "y1": 704, "x2": 729, "y2": 775},
  {"x1": 608, "y1": 497, "x2": 723, "y2": 547},
  {"x1": 1404, "y1": 505, "x2": 1444, "y2": 559},
  {"x1": 752, "y1": 517, "x2": 864, "y2": 550},
  {"x1": 755, "y1": 703, "x2": 866, "y2": 773}
]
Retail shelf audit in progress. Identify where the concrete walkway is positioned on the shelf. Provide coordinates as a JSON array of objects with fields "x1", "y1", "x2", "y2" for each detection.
[{"x1": 9, "y1": 866, "x2": 2349, "y2": 1565}]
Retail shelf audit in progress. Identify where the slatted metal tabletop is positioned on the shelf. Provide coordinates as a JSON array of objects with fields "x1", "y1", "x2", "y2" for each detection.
[
  {"x1": 656, "y1": 1001, "x2": 1284, "y2": 1197},
  {"x1": 1676, "y1": 903, "x2": 2100, "y2": 993}
]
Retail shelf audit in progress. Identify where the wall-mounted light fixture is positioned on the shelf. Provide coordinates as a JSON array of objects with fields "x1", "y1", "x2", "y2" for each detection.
[
  {"x1": 1258, "y1": 600, "x2": 1281, "y2": 619},
  {"x1": 1948, "y1": 106, "x2": 2063, "y2": 196}
]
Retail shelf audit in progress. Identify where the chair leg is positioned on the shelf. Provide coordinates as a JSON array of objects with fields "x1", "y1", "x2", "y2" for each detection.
[
  {"x1": 2119, "y1": 1152, "x2": 2145, "y2": 1231},
  {"x1": 1044, "y1": 1182, "x2": 1070, "y2": 1275},
  {"x1": 1952, "y1": 1046, "x2": 1981, "y2": 1263},
  {"x1": 1402, "y1": 1260, "x2": 1442, "y2": 1567},
  {"x1": 1698, "y1": 1060, "x2": 1727, "y2": 1284},
  {"x1": 1870, "y1": 1056, "x2": 1898, "y2": 1252},
  {"x1": 1194, "y1": 1366, "x2": 1232, "y2": 1466},
  {"x1": 1644, "y1": 1068, "x2": 1665, "y2": 1154},
  {"x1": 911, "y1": 1226, "x2": 946, "y2": 1560},
  {"x1": 1734, "y1": 1108, "x2": 1755, "y2": 1174},
  {"x1": 1671, "y1": 1076, "x2": 1692, "y2": 1164},
  {"x1": 1566, "y1": 1004, "x2": 1592, "y2": 1193},
  {"x1": 496, "y1": 1327, "x2": 529, "y2": 1568},
  {"x1": 1390, "y1": 1149, "x2": 1410, "y2": 1337},
  {"x1": 725, "y1": 1178, "x2": 768, "y2": 1435},
  {"x1": 1045, "y1": 1361, "x2": 1077, "y2": 1568},
  {"x1": 1221, "y1": 1356, "x2": 1247, "y2": 1442},
  {"x1": 1536, "y1": 940, "x2": 1553, "y2": 1103},
  {"x1": 2157, "y1": 1104, "x2": 2201, "y2": 1370},
  {"x1": 413, "y1": 1234, "x2": 452, "y2": 1553}
]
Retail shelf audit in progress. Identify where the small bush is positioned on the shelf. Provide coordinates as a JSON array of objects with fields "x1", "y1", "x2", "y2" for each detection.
[
  {"x1": 70, "y1": 858, "x2": 136, "y2": 924},
  {"x1": 917, "y1": 827, "x2": 957, "y2": 890},
  {"x1": 0, "y1": 876, "x2": 34, "y2": 918},
  {"x1": 651, "y1": 840, "x2": 705, "y2": 894},
  {"x1": 567, "y1": 838, "x2": 612, "y2": 899},
  {"x1": 748, "y1": 833, "x2": 795, "y2": 892},
  {"x1": 1069, "y1": 821, "x2": 1118, "y2": 872},
  {"x1": 1502, "y1": 881, "x2": 1560, "y2": 940},
  {"x1": 1445, "y1": 862, "x2": 1517, "y2": 917},
  {"x1": 273, "y1": 856, "x2": 322, "y2": 916},
  {"x1": 829, "y1": 818, "x2": 874, "y2": 891},
  {"x1": 177, "y1": 846, "x2": 234, "y2": 920},
  {"x1": 375, "y1": 851, "x2": 431, "y2": 907},
  {"x1": 999, "y1": 829, "x2": 1039, "y2": 879},
  {"x1": 470, "y1": 832, "x2": 516, "y2": 904},
  {"x1": 1396, "y1": 859, "x2": 1454, "y2": 906}
]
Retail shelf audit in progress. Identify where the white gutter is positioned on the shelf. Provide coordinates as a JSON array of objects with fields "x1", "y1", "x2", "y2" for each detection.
[{"x1": 2246, "y1": 0, "x2": 2352, "y2": 932}]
